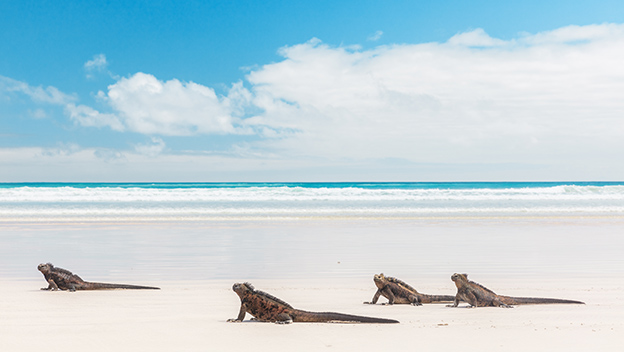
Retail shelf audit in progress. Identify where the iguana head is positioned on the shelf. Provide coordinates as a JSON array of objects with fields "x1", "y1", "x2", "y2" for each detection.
[
  {"x1": 373, "y1": 273, "x2": 387, "y2": 288},
  {"x1": 232, "y1": 282, "x2": 254, "y2": 298},
  {"x1": 451, "y1": 273, "x2": 469, "y2": 285},
  {"x1": 37, "y1": 263, "x2": 54, "y2": 273}
]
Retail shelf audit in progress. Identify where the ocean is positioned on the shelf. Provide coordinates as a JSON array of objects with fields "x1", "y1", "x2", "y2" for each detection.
[
  {"x1": 1, "y1": 182, "x2": 623, "y2": 280},
  {"x1": 1, "y1": 182, "x2": 624, "y2": 221}
]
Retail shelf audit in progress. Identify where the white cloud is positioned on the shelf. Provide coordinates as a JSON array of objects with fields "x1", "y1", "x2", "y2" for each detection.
[
  {"x1": 94, "y1": 148, "x2": 126, "y2": 162},
  {"x1": 522, "y1": 23, "x2": 624, "y2": 45},
  {"x1": 99, "y1": 73, "x2": 250, "y2": 136},
  {"x1": 84, "y1": 54, "x2": 108, "y2": 78},
  {"x1": 66, "y1": 103, "x2": 125, "y2": 131},
  {"x1": 0, "y1": 75, "x2": 77, "y2": 105},
  {"x1": 30, "y1": 108, "x2": 47, "y2": 119},
  {"x1": 244, "y1": 24, "x2": 624, "y2": 165},
  {"x1": 0, "y1": 146, "x2": 322, "y2": 182},
  {"x1": 39, "y1": 142, "x2": 82, "y2": 157},
  {"x1": 367, "y1": 30, "x2": 383, "y2": 41},
  {"x1": 134, "y1": 137, "x2": 166, "y2": 157},
  {"x1": 447, "y1": 28, "x2": 506, "y2": 46}
]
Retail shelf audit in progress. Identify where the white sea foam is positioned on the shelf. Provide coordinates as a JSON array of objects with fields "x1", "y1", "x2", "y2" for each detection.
[
  {"x1": 2, "y1": 185, "x2": 624, "y2": 202},
  {"x1": 1, "y1": 184, "x2": 623, "y2": 220}
]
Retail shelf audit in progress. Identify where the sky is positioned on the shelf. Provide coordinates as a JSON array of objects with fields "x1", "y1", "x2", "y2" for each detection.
[{"x1": 1, "y1": 0, "x2": 624, "y2": 182}]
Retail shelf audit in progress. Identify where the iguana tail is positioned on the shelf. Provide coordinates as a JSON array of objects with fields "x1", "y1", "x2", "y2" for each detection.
[
  {"x1": 295, "y1": 311, "x2": 399, "y2": 324},
  {"x1": 82, "y1": 282, "x2": 160, "y2": 290},
  {"x1": 419, "y1": 294, "x2": 457, "y2": 303},
  {"x1": 501, "y1": 296, "x2": 584, "y2": 305}
]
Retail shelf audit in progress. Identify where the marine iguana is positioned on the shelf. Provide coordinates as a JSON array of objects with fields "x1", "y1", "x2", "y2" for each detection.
[
  {"x1": 363, "y1": 273, "x2": 456, "y2": 305},
  {"x1": 38, "y1": 263, "x2": 160, "y2": 291},
  {"x1": 447, "y1": 273, "x2": 584, "y2": 308},
  {"x1": 228, "y1": 282, "x2": 399, "y2": 324}
]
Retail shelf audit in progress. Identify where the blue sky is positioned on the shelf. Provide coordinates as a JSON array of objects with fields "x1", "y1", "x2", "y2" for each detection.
[{"x1": 2, "y1": 1, "x2": 624, "y2": 181}]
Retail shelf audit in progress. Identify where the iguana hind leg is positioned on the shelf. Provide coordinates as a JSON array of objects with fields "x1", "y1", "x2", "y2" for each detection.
[
  {"x1": 493, "y1": 299, "x2": 513, "y2": 308},
  {"x1": 275, "y1": 313, "x2": 293, "y2": 324},
  {"x1": 409, "y1": 295, "x2": 423, "y2": 306}
]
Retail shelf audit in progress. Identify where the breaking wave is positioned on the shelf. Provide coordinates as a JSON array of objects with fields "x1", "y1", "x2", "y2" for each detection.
[{"x1": 1, "y1": 182, "x2": 623, "y2": 219}]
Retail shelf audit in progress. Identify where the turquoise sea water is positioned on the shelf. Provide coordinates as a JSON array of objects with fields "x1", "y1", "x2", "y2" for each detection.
[{"x1": 1, "y1": 182, "x2": 623, "y2": 220}]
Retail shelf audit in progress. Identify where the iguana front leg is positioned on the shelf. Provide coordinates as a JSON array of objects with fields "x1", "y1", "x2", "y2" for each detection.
[
  {"x1": 447, "y1": 295, "x2": 461, "y2": 307},
  {"x1": 363, "y1": 289, "x2": 382, "y2": 304},
  {"x1": 227, "y1": 304, "x2": 247, "y2": 322},
  {"x1": 41, "y1": 278, "x2": 59, "y2": 291},
  {"x1": 381, "y1": 287, "x2": 396, "y2": 305},
  {"x1": 463, "y1": 292, "x2": 479, "y2": 308}
]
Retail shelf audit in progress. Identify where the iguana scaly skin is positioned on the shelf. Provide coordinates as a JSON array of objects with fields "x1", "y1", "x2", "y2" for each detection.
[
  {"x1": 447, "y1": 273, "x2": 584, "y2": 308},
  {"x1": 363, "y1": 273, "x2": 456, "y2": 305},
  {"x1": 228, "y1": 282, "x2": 399, "y2": 324},
  {"x1": 38, "y1": 263, "x2": 160, "y2": 291}
]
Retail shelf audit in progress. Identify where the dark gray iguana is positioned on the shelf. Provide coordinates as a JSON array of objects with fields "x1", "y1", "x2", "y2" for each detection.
[
  {"x1": 228, "y1": 282, "x2": 399, "y2": 324},
  {"x1": 38, "y1": 263, "x2": 160, "y2": 291},
  {"x1": 447, "y1": 273, "x2": 584, "y2": 308},
  {"x1": 363, "y1": 273, "x2": 456, "y2": 305}
]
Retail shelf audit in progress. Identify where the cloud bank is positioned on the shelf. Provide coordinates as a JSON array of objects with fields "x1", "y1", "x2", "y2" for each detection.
[
  {"x1": 244, "y1": 24, "x2": 624, "y2": 163},
  {"x1": 3, "y1": 23, "x2": 624, "y2": 180}
]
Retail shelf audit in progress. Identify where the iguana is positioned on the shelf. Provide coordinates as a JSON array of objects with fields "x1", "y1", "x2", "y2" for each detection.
[
  {"x1": 447, "y1": 273, "x2": 584, "y2": 308},
  {"x1": 228, "y1": 282, "x2": 399, "y2": 324},
  {"x1": 38, "y1": 263, "x2": 160, "y2": 291},
  {"x1": 363, "y1": 273, "x2": 456, "y2": 305}
]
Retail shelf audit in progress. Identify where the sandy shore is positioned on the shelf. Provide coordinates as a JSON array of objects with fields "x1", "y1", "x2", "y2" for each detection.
[
  {"x1": 1, "y1": 275, "x2": 622, "y2": 351},
  {"x1": 2, "y1": 216, "x2": 623, "y2": 350}
]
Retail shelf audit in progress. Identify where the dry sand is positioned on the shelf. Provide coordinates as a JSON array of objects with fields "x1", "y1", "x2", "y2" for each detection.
[{"x1": 1, "y1": 275, "x2": 622, "y2": 351}]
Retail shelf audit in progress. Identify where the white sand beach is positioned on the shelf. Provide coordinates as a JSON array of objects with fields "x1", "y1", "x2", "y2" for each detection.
[
  {"x1": 0, "y1": 276, "x2": 622, "y2": 351},
  {"x1": 1, "y1": 217, "x2": 623, "y2": 351}
]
